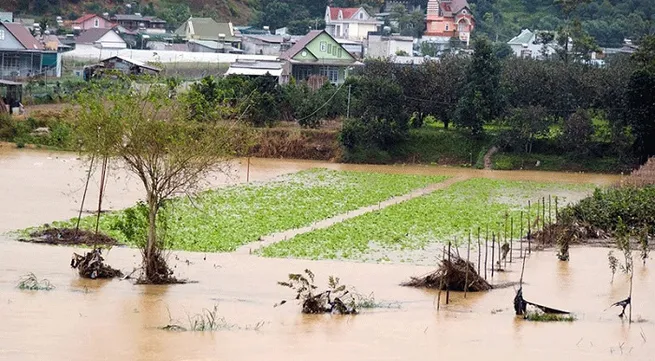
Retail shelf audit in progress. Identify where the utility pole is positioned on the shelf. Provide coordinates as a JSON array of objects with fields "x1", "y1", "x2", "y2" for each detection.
[{"x1": 346, "y1": 84, "x2": 352, "y2": 118}]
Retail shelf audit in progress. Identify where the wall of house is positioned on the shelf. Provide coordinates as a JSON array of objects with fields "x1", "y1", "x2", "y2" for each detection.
[
  {"x1": 98, "y1": 31, "x2": 127, "y2": 49},
  {"x1": 0, "y1": 26, "x2": 25, "y2": 50},
  {"x1": 367, "y1": 38, "x2": 413, "y2": 58},
  {"x1": 0, "y1": 51, "x2": 42, "y2": 78},
  {"x1": 242, "y1": 39, "x2": 282, "y2": 56},
  {"x1": 80, "y1": 17, "x2": 113, "y2": 30},
  {"x1": 294, "y1": 32, "x2": 355, "y2": 62}
]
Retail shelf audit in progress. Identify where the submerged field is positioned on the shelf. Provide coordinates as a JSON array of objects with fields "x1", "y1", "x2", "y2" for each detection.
[
  {"x1": 38, "y1": 169, "x2": 446, "y2": 252},
  {"x1": 260, "y1": 178, "x2": 596, "y2": 262}
]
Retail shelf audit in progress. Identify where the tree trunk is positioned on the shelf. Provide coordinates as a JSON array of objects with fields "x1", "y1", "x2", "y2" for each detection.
[
  {"x1": 443, "y1": 119, "x2": 450, "y2": 129},
  {"x1": 146, "y1": 192, "x2": 159, "y2": 282}
]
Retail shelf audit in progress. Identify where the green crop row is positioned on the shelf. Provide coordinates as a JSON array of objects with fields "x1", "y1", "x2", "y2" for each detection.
[
  {"x1": 259, "y1": 178, "x2": 596, "y2": 261},
  {"x1": 41, "y1": 169, "x2": 447, "y2": 252}
]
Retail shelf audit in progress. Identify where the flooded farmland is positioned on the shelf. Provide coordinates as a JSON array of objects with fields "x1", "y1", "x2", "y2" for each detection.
[{"x1": 0, "y1": 148, "x2": 652, "y2": 361}]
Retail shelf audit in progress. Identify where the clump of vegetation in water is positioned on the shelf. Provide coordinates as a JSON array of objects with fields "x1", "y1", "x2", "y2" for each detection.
[
  {"x1": 559, "y1": 186, "x2": 655, "y2": 237},
  {"x1": 16, "y1": 273, "x2": 55, "y2": 291},
  {"x1": 524, "y1": 312, "x2": 576, "y2": 322},
  {"x1": 277, "y1": 269, "x2": 358, "y2": 314}
]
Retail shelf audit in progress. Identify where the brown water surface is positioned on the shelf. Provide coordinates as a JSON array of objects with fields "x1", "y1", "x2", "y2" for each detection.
[{"x1": 1, "y1": 148, "x2": 651, "y2": 361}]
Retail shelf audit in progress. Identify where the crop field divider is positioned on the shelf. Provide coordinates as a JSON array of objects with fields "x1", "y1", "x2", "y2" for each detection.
[{"x1": 235, "y1": 176, "x2": 470, "y2": 255}]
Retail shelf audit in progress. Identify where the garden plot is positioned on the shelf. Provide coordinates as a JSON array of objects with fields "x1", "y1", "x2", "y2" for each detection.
[
  {"x1": 260, "y1": 178, "x2": 596, "y2": 263},
  {"x1": 36, "y1": 169, "x2": 446, "y2": 252}
]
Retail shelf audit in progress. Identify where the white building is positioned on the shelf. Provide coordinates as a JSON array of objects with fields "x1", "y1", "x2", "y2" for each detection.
[
  {"x1": 507, "y1": 29, "x2": 558, "y2": 59},
  {"x1": 367, "y1": 34, "x2": 414, "y2": 58},
  {"x1": 324, "y1": 6, "x2": 382, "y2": 41},
  {"x1": 75, "y1": 28, "x2": 127, "y2": 49}
]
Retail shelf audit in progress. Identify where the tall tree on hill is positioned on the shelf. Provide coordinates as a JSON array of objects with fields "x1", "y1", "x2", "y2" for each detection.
[
  {"x1": 454, "y1": 37, "x2": 502, "y2": 135},
  {"x1": 626, "y1": 35, "x2": 655, "y2": 162}
]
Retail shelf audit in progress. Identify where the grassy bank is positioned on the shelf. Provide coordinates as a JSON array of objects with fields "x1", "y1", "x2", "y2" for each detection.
[
  {"x1": 2, "y1": 109, "x2": 634, "y2": 173},
  {"x1": 28, "y1": 169, "x2": 446, "y2": 252},
  {"x1": 492, "y1": 152, "x2": 634, "y2": 174}
]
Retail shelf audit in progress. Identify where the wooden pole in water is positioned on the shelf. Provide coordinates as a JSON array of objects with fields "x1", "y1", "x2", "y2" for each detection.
[
  {"x1": 437, "y1": 247, "x2": 445, "y2": 311},
  {"x1": 542, "y1": 197, "x2": 546, "y2": 232},
  {"x1": 510, "y1": 216, "x2": 514, "y2": 263},
  {"x1": 555, "y1": 196, "x2": 559, "y2": 223},
  {"x1": 465, "y1": 233, "x2": 471, "y2": 298},
  {"x1": 548, "y1": 195, "x2": 552, "y2": 225},
  {"x1": 528, "y1": 201, "x2": 532, "y2": 255},
  {"x1": 484, "y1": 227, "x2": 488, "y2": 280},
  {"x1": 246, "y1": 157, "x2": 251, "y2": 183},
  {"x1": 491, "y1": 233, "x2": 495, "y2": 278},
  {"x1": 446, "y1": 240, "x2": 451, "y2": 304},
  {"x1": 94, "y1": 156, "x2": 109, "y2": 236},
  {"x1": 519, "y1": 211, "x2": 524, "y2": 258},
  {"x1": 76, "y1": 155, "x2": 95, "y2": 232},
  {"x1": 477, "y1": 227, "x2": 481, "y2": 276}
]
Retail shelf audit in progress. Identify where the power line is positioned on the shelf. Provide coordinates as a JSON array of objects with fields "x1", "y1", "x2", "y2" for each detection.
[{"x1": 295, "y1": 81, "x2": 346, "y2": 122}]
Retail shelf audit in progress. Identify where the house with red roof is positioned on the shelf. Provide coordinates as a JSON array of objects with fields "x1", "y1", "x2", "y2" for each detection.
[
  {"x1": 424, "y1": 0, "x2": 475, "y2": 45},
  {"x1": 324, "y1": 6, "x2": 382, "y2": 41},
  {"x1": 73, "y1": 14, "x2": 114, "y2": 31},
  {"x1": 0, "y1": 22, "x2": 61, "y2": 79}
]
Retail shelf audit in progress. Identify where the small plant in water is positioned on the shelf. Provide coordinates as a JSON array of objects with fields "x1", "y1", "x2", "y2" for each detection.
[
  {"x1": 16, "y1": 273, "x2": 55, "y2": 291},
  {"x1": 524, "y1": 311, "x2": 576, "y2": 322},
  {"x1": 162, "y1": 304, "x2": 265, "y2": 332},
  {"x1": 639, "y1": 226, "x2": 650, "y2": 266},
  {"x1": 351, "y1": 291, "x2": 401, "y2": 309},
  {"x1": 608, "y1": 251, "x2": 618, "y2": 283},
  {"x1": 277, "y1": 269, "x2": 358, "y2": 314}
]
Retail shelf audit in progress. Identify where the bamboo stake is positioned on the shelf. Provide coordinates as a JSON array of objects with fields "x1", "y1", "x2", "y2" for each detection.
[
  {"x1": 446, "y1": 240, "x2": 451, "y2": 304},
  {"x1": 491, "y1": 233, "x2": 495, "y2": 278},
  {"x1": 548, "y1": 195, "x2": 552, "y2": 225},
  {"x1": 477, "y1": 227, "x2": 481, "y2": 276},
  {"x1": 527, "y1": 200, "x2": 532, "y2": 255},
  {"x1": 510, "y1": 216, "x2": 514, "y2": 263},
  {"x1": 94, "y1": 156, "x2": 108, "y2": 236},
  {"x1": 555, "y1": 196, "x2": 559, "y2": 223},
  {"x1": 75, "y1": 155, "x2": 95, "y2": 232},
  {"x1": 465, "y1": 233, "x2": 471, "y2": 298},
  {"x1": 484, "y1": 227, "x2": 488, "y2": 280},
  {"x1": 437, "y1": 247, "x2": 445, "y2": 311},
  {"x1": 519, "y1": 211, "x2": 524, "y2": 258},
  {"x1": 542, "y1": 196, "x2": 546, "y2": 232}
]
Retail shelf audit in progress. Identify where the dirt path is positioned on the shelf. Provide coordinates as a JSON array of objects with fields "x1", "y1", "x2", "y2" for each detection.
[
  {"x1": 235, "y1": 175, "x2": 470, "y2": 254},
  {"x1": 484, "y1": 146, "x2": 499, "y2": 170}
]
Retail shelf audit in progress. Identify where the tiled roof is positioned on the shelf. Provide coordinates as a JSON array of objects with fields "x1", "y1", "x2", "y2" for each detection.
[
  {"x1": 74, "y1": 14, "x2": 107, "y2": 24},
  {"x1": 75, "y1": 28, "x2": 116, "y2": 44},
  {"x1": 2, "y1": 23, "x2": 42, "y2": 50},
  {"x1": 329, "y1": 7, "x2": 360, "y2": 21},
  {"x1": 281, "y1": 29, "x2": 323, "y2": 59}
]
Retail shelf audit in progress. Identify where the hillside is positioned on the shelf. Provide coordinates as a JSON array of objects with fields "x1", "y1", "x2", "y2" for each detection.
[
  {"x1": 4, "y1": 0, "x2": 258, "y2": 27},
  {"x1": 4, "y1": 0, "x2": 654, "y2": 46}
]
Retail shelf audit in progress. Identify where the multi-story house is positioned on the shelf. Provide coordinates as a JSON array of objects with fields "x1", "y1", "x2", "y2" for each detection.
[
  {"x1": 110, "y1": 14, "x2": 166, "y2": 34},
  {"x1": 324, "y1": 6, "x2": 382, "y2": 41},
  {"x1": 72, "y1": 14, "x2": 113, "y2": 31},
  {"x1": 424, "y1": 0, "x2": 475, "y2": 45}
]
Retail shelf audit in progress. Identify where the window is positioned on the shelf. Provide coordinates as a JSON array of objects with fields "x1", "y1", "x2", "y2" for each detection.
[
  {"x1": 462, "y1": 10, "x2": 467, "y2": 14},
  {"x1": 320, "y1": 41, "x2": 327, "y2": 52},
  {"x1": 319, "y1": 66, "x2": 339, "y2": 83},
  {"x1": 0, "y1": 30, "x2": 4, "y2": 40},
  {"x1": 332, "y1": 46, "x2": 337, "y2": 56},
  {"x1": 338, "y1": 48, "x2": 343, "y2": 57},
  {"x1": 445, "y1": 24, "x2": 449, "y2": 31},
  {"x1": 94, "y1": 18, "x2": 99, "y2": 28},
  {"x1": 327, "y1": 43, "x2": 332, "y2": 53},
  {"x1": 359, "y1": 12, "x2": 364, "y2": 19}
]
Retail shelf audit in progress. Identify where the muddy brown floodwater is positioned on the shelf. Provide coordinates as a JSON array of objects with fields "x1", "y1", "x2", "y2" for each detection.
[{"x1": 1, "y1": 148, "x2": 652, "y2": 361}]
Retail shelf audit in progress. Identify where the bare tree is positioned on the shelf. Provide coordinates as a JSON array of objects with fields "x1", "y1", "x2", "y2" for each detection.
[{"x1": 74, "y1": 79, "x2": 252, "y2": 283}]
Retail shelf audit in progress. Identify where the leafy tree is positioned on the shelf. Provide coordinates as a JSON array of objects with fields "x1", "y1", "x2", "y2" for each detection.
[
  {"x1": 74, "y1": 79, "x2": 252, "y2": 283},
  {"x1": 503, "y1": 106, "x2": 550, "y2": 153},
  {"x1": 626, "y1": 35, "x2": 655, "y2": 161},
  {"x1": 561, "y1": 108, "x2": 594, "y2": 154},
  {"x1": 455, "y1": 37, "x2": 502, "y2": 134}
]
